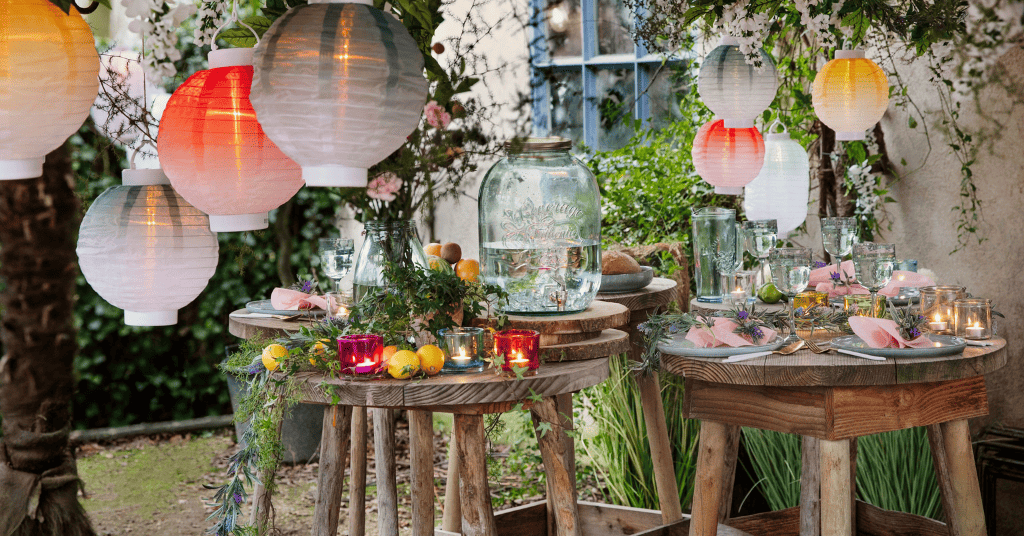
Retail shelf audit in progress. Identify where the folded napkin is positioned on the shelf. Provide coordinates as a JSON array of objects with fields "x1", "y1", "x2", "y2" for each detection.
[
  {"x1": 270, "y1": 288, "x2": 328, "y2": 310},
  {"x1": 878, "y1": 271, "x2": 936, "y2": 298},
  {"x1": 685, "y1": 318, "x2": 777, "y2": 348},
  {"x1": 815, "y1": 281, "x2": 869, "y2": 298},
  {"x1": 809, "y1": 260, "x2": 855, "y2": 286},
  {"x1": 848, "y1": 316, "x2": 934, "y2": 349}
]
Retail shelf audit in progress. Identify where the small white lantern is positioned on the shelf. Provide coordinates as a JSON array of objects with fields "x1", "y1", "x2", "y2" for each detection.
[
  {"x1": 743, "y1": 128, "x2": 810, "y2": 238},
  {"x1": 77, "y1": 168, "x2": 220, "y2": 326},
  {"x1": 697, "y1": 35, "x2": 779, "y2": 129},
  {"x1": 812, "y1": 49, "x2": 890, "y2": 141},
  {"x1": 250, "y1": 0, "x2": 428, "y2": 188}
]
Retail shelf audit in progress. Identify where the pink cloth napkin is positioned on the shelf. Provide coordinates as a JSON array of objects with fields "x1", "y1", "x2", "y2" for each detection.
[
  {"x1": 270, "y1": 288, "x2": 328, "y2": 310},
  {"x1": 848, "y1": 316, "x2": 934, "y2": 349},
  {"x1": 878, "y1": 271, "x2": 936, "y2": 298},
  {"x1": 684, "y1": 318, "x2": 778, "y2": 348},
  {"x1": 815, "y1": 281, "x2": 869, "y2": 298},
  {"x1": 809, "y1": 260, "x2": 855, "y2": 286}
]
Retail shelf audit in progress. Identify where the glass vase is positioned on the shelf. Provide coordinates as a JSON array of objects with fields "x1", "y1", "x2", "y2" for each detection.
[{"x1": 351, "y1": 219, "x2": 428, "y2": 302}]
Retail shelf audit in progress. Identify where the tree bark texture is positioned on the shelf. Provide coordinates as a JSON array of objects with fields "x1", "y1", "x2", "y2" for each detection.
[{"x1": 0, "y1": 145, "x2": 96, "y2": 536}]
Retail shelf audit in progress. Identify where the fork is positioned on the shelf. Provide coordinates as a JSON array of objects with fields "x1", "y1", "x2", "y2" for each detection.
[{"x1": 804, "y1": 339, "x2": 831, "y2": 354}]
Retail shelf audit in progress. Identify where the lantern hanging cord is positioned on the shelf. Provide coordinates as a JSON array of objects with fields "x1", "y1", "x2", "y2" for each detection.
[
  {"x1": 72, "y1": 0, "x2": 100, "y2": 14},
  {"x1": 768, "y1": 119, "x2": 787, "y2": 135},
  {"x1": 211, "y1": 0, "x2": 261, "y2": 50}
]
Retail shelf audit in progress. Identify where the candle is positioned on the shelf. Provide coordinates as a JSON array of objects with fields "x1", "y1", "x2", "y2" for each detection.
[
  {"x1": 494, "y1": 329, "x2": 540, "y2": 376},
  {"x1": 730, "y1": 286, "x2": 746, "y2": 304},
  {"x1": 439, "y1": 327, "x2": 487, "y2": 374},
  {"x1": 354, "y1": 357, "x2": 376, "y2": 374},
  {"x1": 965, "y1": 322, "x2": 984, "y2": 339},
  {"x1": 508, "y1": 351, "x2": 530, "y2": 368},
  {"x1": 927, "y1": 314, "x2": 948, "y2": 332},
  {"x1": 451, "y1": 348, "x2": 472, "y2": 365},
  {"x1": 338, "y1": 334, "x2": 383, "y2": 375}
]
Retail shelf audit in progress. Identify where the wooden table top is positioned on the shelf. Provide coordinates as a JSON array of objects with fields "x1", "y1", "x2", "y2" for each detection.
[
  {"x1": 228, "y1": 309, "x2": 315, "y2": 339},
  {"x1": 596, "y1": 277, "x2": 678, "y2": 312},
  {"x1": 470, "y1": 300, "x2": 630, "y2": 334},
  {"x1": 285, "y1": 357, "x2": 610, "y2": 412},
  {"x1": 662, "y1": 337, "x2": 1008, "y2": 388}
]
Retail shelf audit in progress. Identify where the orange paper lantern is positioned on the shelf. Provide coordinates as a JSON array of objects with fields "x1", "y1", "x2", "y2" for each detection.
[
  {"x1": 0, "y1": 0, "x2": 99, "y2": 179},
  {"x1": 158, "y1": 49, "x2": 303, "y2": 232},
  {"x1": 691, "y1": 119, "x2": 765, "y2": 195},
  {"x1": 812, "y1": 50, "x2": 890, "y2": 141}
]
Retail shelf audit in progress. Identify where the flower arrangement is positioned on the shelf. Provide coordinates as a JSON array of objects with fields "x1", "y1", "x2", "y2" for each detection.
[
  {"x1": 718, "y1": 305, "x2": 776, "y2": 344},
  {"x1": 887, "y1": 302, "x2": 927, "y2": 341}
]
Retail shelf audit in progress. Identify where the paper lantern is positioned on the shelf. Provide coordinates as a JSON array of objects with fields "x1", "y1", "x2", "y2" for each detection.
[
  {"x1": 0, "y1": 0, "x2": 99, "y2": 180},
  {"x1": 698, "y1": 36, "x2": 779, "y2": 128},
  {"x1": 77, "y1": 168, "x2": 220, "y2": 326},
  {"x1": 812, "y1": 50, "x2": 890, "y2": 141},
  {"x1": 250, "y1": 0, "x2": 428, "y2": 188},
  {"x1": 743, "y1": 131, "x2": 810, "y2": 238},
  {"x1": 692, "y1": 119, "x2": 765, "y2": 195},
  {"x1": 158, "y1": 48, "x2": 303, "y2": 232}
]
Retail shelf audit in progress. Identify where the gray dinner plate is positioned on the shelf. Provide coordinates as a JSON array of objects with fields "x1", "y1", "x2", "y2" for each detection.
[
  {"x1": 830, "y1": 334, "x2": 966, "y2": 358},
  {"x1": 657, "y1": 334, "x2": 786, "y2": 358},
  {"x1": 245, "y1": 299, "x2": 326, "y2": 317},
  {"x1": 600, "y1": 266, "x2": 654, "y2": 293}
]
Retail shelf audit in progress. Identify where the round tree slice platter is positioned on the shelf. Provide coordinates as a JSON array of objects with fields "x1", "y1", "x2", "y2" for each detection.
[{"x1": 470, "y1": 300, "x2": 630, "y2": 346}]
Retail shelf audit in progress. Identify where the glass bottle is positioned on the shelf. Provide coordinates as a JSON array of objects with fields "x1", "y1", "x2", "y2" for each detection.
[
  {"x1": 478, "y1": 137, "x2": 602, "y2": 315},
  {"x1": 351, "y1": 219, "x2": 428, "y2": 302}
]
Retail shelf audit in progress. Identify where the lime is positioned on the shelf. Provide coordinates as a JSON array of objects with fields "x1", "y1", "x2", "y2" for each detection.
[
  {"x1": 758, "y1": 283, "x2": 784, "y2": 304},
  {"x1": 426, "y1": 255, "x2": 454, "y2": 274}
]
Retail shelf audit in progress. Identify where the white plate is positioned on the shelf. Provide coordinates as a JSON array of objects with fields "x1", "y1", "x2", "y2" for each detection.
[{"x1": 658, "y1": 334, "x2": 786, "y2": 358}]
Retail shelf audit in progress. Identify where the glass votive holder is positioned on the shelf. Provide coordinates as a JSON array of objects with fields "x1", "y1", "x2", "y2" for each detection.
[
  {"x1": 844, "y1": 294, "x2": 886, "y2": 318},
  {"x1": 337, "y1": 334, "x2": 384, "y2": 375},
  {"x1": 493, "y1": 329, "x2": 540, "y2": 376},
  {"x1": 919, "y1": 286, "x2": 965, "y2": 334},
  {"x1": 727, "y1": 270, "x2": 757, "y2": 306},
  {"x1": 954, "y1": 298, "x2": 992, "y2": 340},
  {"x1": 438, "y1": 327, "x2": 487, "y2": 374},
  {"x1": 326, "y1": 291, "x2": 351, "y2": 321},
  {"x1": 793, "y1": 291, "x2": 829, "y2": 311}
]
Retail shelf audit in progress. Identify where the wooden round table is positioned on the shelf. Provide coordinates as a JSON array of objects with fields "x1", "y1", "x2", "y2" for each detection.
[
  {"x1": 658, "y1": 338, "x2": 1008, "y2": 536},
  {"x1": 690, "y1": 297, "x2": 786, "y2": 314}
]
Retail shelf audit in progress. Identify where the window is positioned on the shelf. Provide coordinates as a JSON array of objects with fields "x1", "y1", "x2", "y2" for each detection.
[{"x1": 529, "y1": 0, "x2": 690, "y2": 150}]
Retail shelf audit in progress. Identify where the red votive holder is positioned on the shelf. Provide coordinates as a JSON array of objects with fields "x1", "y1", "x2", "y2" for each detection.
[
  {"x1": 494, "y1": 329, "x2": 540, "y2": 376},
  {"x1": 338, "y1": 334, "x2": 384, "y2": 375}
]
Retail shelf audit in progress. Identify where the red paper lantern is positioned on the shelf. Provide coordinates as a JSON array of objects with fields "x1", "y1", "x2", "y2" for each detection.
[
  {"x1": 691, "y1": 119, "x2": 765, "y2": 195},
  {"x1": 494, "y1": 329, "x2": 540, "y2": 376},
  {"x1": 158, "y1": 48, "x2": 303, "y2": 232}
]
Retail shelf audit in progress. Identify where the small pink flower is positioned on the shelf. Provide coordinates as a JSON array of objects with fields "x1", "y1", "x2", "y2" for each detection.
[
  {"x1": 367, "y1": 173, "x2": 402, "y2": 202},
  {"x1": 424, "y1": 100, "x2": 451, "y2": 130}
]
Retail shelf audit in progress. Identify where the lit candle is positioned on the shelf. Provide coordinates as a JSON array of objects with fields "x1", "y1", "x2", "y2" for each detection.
[
  {"x1": 965, "y1": 321, "x2": 984, "y2": 339},
  {"x1": 451, "y1": 348, "x2": 472, "y2": 365},
  {"x1": 354, "y1": 357, "x2": 376, "y2": 374},
  {"x1": 494, "y1": 329, "x2": 540, "y2": 376},
  {"x1": 730, "y1": 286, "x2": 746, "y2": 304},
  {"x1": 509, "y1": 351, "x2": 530, "y2": 368},
  {"x1": 927, "y1": 314, "x2": 948, "y2": 332}
]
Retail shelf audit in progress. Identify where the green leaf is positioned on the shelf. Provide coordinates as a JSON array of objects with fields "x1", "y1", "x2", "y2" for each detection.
[
  {"x1": 218, "y1": 16, "x2": 273, "y2": 48},
  {"x1": 535, "y1": 421, "x2": 553, "y2": 437}
]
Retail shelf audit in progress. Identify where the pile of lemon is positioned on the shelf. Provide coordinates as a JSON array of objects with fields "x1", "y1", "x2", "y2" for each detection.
[{"x1": 383, "y1": 344, "x2": 445, "y2": 379}]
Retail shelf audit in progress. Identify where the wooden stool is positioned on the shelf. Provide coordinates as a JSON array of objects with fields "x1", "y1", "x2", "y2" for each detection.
[{"x1": 656, "y1": 338, "x2": 1008, "y2": 536}]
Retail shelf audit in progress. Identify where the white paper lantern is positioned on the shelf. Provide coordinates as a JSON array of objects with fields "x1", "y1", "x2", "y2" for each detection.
[
  {"x1": 77, "y1": 168, "x2": 220, "y2": 326},
  {"x1": 743, "y1": 130, "x2": 810, "y2": 238},
  {"x1": 812, "y1": 49, "x2": 890, "y2": 141},
  {"x1": 698, "y1": 36, "x2": 779, "y2": 129},
  {"x1": 250, "y1": 0, "x2": 428, "y2": 188},
  {"x1": 0, "y1": 0, "x2": 99, "y2": 180}
]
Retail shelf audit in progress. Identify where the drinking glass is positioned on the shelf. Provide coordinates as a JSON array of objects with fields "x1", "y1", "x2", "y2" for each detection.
[
  {"x1": 319, "y1": 238, "x2": 355, "y2": 293},
  {"x1": 821, "y1": 217, "x2": 857, "y2": 261},
  {"x1": 714, "y1": 223, "x2": 744, "y2": 301},
  {"x1": 852, "y1": 242, "x2": 896, "y2": 318},
  {"x1": 769, "y1": 247, "x2": 813, "y2": 341},
  {"x1": 742, "y1": 219, "x2": 777, "y2": 289}
]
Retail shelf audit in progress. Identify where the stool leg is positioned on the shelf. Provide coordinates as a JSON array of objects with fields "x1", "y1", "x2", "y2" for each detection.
[
  {"x1": 939, "y1": 419, "x2": 987, "y2": 536},
  {"x1": 532, "y1": 396, "x2": 582, "y2": 536},
  {"x1": 454, "y1": 413, "x2": 497, "y2": 536},
  {"x1": 441, "y1": 429, "x2": 462, "y2": 532},
  {"x1": 410, "y1": 409, "x2": 436, "y2": 536},
  {"x1": 820, "y1": 439, "x2": 852, "y2": 536},
  {"x1": 313, "y1": 405, "x2": 353, "y2": 536},
  {"x1": 718, "y1": 425, "x2": 741, "y2": 522},
  {"x1": 689, "y1": 420, "x2": 732, "y2": 536},
  {"x1": 349, "y1": 407, "x2": 368, "y2": 536},
  {"x1": 373, "y1": 408, "x2": 399, "y2": 536},
  {"x1": 800, "y1": 436, "x2": 821, "y2": 536},
  {"x1": 637, "y1": 371, "x2": 684, "y2": 523}
]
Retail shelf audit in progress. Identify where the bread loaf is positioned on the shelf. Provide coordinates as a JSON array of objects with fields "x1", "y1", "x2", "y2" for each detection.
[{"x1": 602, "y1": 251, "x2": 642, "y2": 275}]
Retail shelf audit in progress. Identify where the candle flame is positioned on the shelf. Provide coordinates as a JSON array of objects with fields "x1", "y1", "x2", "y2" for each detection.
[
  {"x1": 972, "y1": 321, "x2": 980, "y2": 328},
  {"x1": 933, "y1": 314, "x2": 941, "y2": 322}
]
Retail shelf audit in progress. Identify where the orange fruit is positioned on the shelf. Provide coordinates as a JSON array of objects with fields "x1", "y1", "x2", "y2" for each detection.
[
  {"x1": 382, "y1": 345, "x2": 399, "y2": 364},
  {"x1": 416, "y1": 344, "x2": 445, "y2": 376},
  {"x1": 455, "y1": 259, "x2": 480, "y2": 282},
  {"x1": 387, "y1": 350, "x2": 420, "y2": 379},
  {"x1": 261, "y1": 343, "x2": 288, "y2": 371},
  {"x1": 424, "y1": 243, "x2": 442, "y2": 257}
]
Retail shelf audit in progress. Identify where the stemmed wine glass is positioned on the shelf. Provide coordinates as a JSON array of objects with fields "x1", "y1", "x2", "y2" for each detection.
[
  {"x1": 852, "y1": 242, "x2": 896, "y2": 318},
  {"x1": 821, "y1": 217, "x2": 858, "y2": 262},
  {"x1": 714, "y1": 223, "x2": 744, "y2": 302},
  {"x1": 742, "y1": 219, "x2": 777, "y2": 289},
  {"x1": 318, "y1": 238, "x2": 355, "y2": 293},
  {"x1": 769, "y1": 247, "x2": 813, "y2": 341}
]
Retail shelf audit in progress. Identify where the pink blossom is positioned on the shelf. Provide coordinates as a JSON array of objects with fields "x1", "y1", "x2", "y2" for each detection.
[
  {"x1": 367, "y1": 173, "x2": 402, "y2": 202},
  {"x1": 424, "y1": 100, "x2": 451, "y2": 130}
]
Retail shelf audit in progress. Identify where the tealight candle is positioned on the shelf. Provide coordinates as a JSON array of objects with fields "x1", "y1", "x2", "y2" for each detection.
[
  {"x1": 729, "y1": 286, "x2": 746, "y2": 305},
  {"x1": 926, "y1": 314, "x2": 948, "y2": 332},
  {"x1": 965, "y1": 322, "x2": 984, "y2": 339},
  {"x1": 338, "y1": 334, "x2": 384, "y2": 375},
  {"x1": 494, "y1": 329, "x2": 540, "y2": 376},
  {"x1": 954, "y1": 298, "x2": 992, "y2": 340},
  {"x1": 438, "y1": 327, "x2": 487, "y2": 374}
]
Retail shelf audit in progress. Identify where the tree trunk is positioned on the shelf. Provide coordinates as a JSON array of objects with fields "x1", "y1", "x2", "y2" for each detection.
[{"x1": 0, "y1": 144, "x2": 96, "y2": 536}]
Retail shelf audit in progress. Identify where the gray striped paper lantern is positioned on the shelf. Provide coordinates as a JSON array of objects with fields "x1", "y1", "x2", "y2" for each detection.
[
  {"x1": 250, "y1": 0, "x2": 428, "y2": 188},
  {"x1": 698, "y1": 36, "x2": 779, "y2": 129},
  {"x1": 77, "y1": 169, "x2": 219, "y2": 326}
]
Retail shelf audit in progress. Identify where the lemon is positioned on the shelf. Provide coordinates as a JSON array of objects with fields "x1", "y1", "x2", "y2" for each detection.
[
  {"x1": 417, "y1": 344, "x2": 445, "y2": 376},
  {"x1": 262, "y1": 343, "x2": 288, "y2": 371},
  {"x1": 758, "y1": 283, "x2": 784, "y2": 304},
  {"x1": 309, "y1": 339, "x2": 330, "y2": 365},
  {"x1": 387, "y1": 350, "x2": 420, "y2": 379}
]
